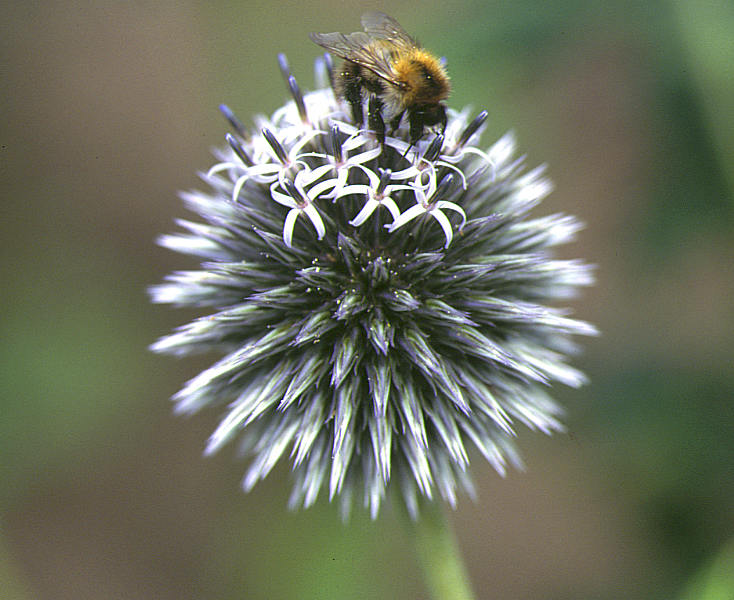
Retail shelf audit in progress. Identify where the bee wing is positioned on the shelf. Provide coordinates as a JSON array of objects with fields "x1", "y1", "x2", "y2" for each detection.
[
  {"x1": 360, "y1": 12, "x2": 419, "y2": 50},
  {"x1": 309, "y1": 31, "x2": 373, "y2": 61},
  {"x1": 309, "y1": 31, "x2": 403, "y2": 87}
]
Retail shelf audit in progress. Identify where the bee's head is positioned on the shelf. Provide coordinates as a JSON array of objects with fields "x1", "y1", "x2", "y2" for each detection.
[
  {"x1": 405, "y1": 102, "x2": 448, "y2": 146},
  {"x1": 396, "y1": 50, "x2": 450, "y2": 104},
  {"x1": 416, "y1": 102, "x2": 448, "y2": 130}
]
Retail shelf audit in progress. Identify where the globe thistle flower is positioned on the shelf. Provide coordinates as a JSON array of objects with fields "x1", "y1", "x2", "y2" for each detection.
[{"x1": 150, "y1": 53, "x2": 596, "y2": 520}]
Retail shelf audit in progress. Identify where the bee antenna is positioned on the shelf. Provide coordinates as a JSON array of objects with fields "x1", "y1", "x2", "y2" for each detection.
[{"x1": 401, "y1": 143, "x2": 414, "y2": 160}]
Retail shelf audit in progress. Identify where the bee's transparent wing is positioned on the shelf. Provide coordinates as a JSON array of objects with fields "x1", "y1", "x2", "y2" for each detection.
[
  {"x1": 309, "y1": 32, "x2": 372, "y2": 61},
  {"x1": 309, "y1": 31, "x2": 402, "y2": 87},
  {"x1": 360, "y1": 11, "x2": 418, "y2": 49}
]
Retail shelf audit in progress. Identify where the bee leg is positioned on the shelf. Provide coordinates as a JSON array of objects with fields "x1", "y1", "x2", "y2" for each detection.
[
  {"x1": 408, "y1": 110, "x2": 425, "y2": 146},
  {"x1": 368, "y1": 96, "x2": 386, "y2": 144},
  {"x1": 340, "y1": 67, "x2": 364, "y2": 125},
  {"x1": 389, "y1": 110, "x2": 405, "y2": 135},
  {"x1": 348, "y1": 95, "x2": 364, "y2": 127},
  {"x1": 438, "y1": 106, "x2": 448, "y2": 136}
]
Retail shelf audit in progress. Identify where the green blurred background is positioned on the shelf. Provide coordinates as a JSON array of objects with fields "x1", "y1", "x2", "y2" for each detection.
[{"x1": 2, "y1": 1, "x2": 733, "y2": 598}]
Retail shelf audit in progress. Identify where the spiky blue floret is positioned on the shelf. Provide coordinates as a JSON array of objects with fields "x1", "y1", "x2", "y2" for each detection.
[{"x1": 150, "y1": 55, "x2": 597, "y2": 519}]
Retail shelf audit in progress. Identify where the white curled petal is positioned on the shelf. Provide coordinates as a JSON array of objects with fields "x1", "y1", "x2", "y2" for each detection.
[
  {"x1": 383, "y1": 136, "x2": 410, "y2": 157},
  {"x1": 325, "y1": 164, "x2": 377, "y2": 199},
  {"x1": 206, "y1": 161, "x2": 240, "y2": 177},
  {"x1": 348, "y1": 146, "x2": 382, "y2": 165},
  {"x1": 290, "y1": 128, "x2": 325, "y2": 156},
  {"x1": 387, "y1": 204, "x2": 427, "y2": 232},
  {"x1": 349, "y1": 198, "x2": 380, "y2": 226},
  {"x1": 270, "y1": 185, "x2": 297, "y2": 208},
  {"x1": 436, "y1": 201, "x2": 467, "y2": 229},
  {"x1": 231, "y1": 162, "x2": 283, "y2": 199},
  {"x1": 322, "y1": 169, "x2": 348, "y2": 199},
  {"x1": 341, "y1": 128, "x2": 370, "y2": 150},
  {"x1": 354, "y1": 164, "x2": 379, "y2": 187},
  {"x1": 384, "y1": 183, "x2": 414, "y2": 194},
  {"x1": 295, "y1": 151, "x2": 329, "y2": 161},
  {"x1": 381, "y1": 197, "x2": 402, "y2": 223},
  {"x1": 430, "y1": 209, "x2": 454, "y2": 248},
  {"x1": 297, "y1": 162, "x2": 335, "y2": 186},
  {"x1": 246, "y1": 163, "x2": 281, "y2": 179},
  {"x1": 308, "y1": 176, "x2": 340, "y2": 199},
  {"x1": 276, "y1": 159, "x2": 309, "y2": 188},
  {"x1": 283, "y1": 208, "x2": 300, "y2": 247},
  {"x1": 334, "y1": 183, "x2": 371, "y2": 199},
  {"x1": 459, "y1": 146, "x2": 494, "y2": 166},
  {"x1": 391, "y1": 165, "x2": 422, "y2": 180},
  {"x1": 435, "y1": 161, "x2": 468, "y2": 189},
  {"x1": 232, "y1": 174, "x2": 249, "y2": 202},
  {"x1": 303, "y1": 204, "x2": 326, "y2": 239},
  {"x1": 411, "y1": 172, "x2": 436, "y2": 202}
]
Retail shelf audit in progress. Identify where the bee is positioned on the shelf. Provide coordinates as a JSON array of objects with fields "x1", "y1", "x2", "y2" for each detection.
[{"x1": 310, "y1": 11, "x2": 450, "y2": 147}]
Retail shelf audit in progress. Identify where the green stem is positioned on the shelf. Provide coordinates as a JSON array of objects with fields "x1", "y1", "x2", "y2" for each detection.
[{"x1": 398, "y1": 497, "x2": 476, "y2": 600}]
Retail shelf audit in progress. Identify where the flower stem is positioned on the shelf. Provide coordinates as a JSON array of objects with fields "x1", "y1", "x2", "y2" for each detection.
[{"x1": 399, "y1": 497, "x2": 477, "y2": 600}]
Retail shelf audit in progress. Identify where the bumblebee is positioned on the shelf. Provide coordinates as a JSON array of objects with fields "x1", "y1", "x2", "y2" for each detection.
[{"x1": 310, "y1": 11, "x2": 450, "y2": 146}]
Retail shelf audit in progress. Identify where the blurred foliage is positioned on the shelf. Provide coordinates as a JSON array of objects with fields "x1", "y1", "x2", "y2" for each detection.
[
  {"x1": 2, "y1": 1, "x2": 733, "y2": 599},
  {"x1": 681, "y1": 537, "x2": 734, "y2": 600},
  {"x1": 591, "y1": 367, "x2": 734, "y2": 593}
]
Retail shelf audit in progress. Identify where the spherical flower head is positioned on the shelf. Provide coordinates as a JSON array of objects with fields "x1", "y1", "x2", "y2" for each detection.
[{"x1": 150, "y1": 54, "x2": 597, "y2": 519}]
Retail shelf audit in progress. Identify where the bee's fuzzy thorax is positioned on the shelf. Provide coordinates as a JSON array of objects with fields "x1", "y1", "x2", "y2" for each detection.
[{"x1": 393, "y1": 49, "x2": 450, "y2": 105}]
